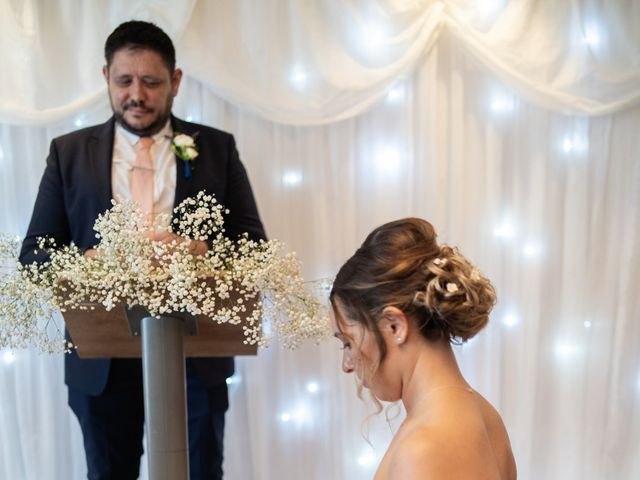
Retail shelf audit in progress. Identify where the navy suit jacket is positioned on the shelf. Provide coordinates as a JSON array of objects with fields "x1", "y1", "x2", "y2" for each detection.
[{"x1": 20, "y1": 115, "x2": 266, "y2": 395}]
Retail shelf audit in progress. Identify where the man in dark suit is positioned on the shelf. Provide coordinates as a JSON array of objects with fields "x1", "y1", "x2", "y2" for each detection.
[{"x1": 19, "y1": 20, "x2": 265, "y2": 480}]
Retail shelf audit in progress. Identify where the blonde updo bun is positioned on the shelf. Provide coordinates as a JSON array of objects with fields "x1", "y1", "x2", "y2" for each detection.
[
  {"x1": 412, "y1": 245, "x2": 496, "y2": 341},
  {"x1": 331, "y1": 218, "x2": 496, "y2": 347}
]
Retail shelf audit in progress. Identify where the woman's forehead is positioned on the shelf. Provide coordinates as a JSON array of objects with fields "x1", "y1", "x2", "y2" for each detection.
[
  {"x1": 331, "y1": 300, "x2": 353, "y2": 329},
  {"x1": 331, "y1": 302, "x2": 367, "y2": 339}
]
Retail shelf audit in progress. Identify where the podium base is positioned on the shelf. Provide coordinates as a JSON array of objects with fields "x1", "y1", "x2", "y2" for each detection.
[{"x1": 141, "y1": 316, "x2": 189, "y2": 480}]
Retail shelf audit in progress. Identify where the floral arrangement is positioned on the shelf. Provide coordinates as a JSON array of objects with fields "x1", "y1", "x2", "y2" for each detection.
[{"x1": 0, "y1": 192, "x2": 331, "y2": 353}]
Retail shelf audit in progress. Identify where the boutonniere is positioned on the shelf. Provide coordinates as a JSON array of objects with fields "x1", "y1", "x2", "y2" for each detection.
[{"x1": 171, "y1": 132, "x2": 199, "y2": 180}]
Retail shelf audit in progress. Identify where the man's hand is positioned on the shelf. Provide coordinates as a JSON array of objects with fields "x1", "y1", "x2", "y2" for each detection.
[
  {"x1": 147, "y1": 231, "x2": 208, "y2": 256},
  {"x1": 82, "y1": 233, "x2": 208, "y2": 260}
]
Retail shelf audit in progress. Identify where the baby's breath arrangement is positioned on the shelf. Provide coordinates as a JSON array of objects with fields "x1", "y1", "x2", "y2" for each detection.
[
  {"x1": 0, "y1": 234, "x2": 62, "y2": 352},
  {"x1": 0, "y1": 192, "x2": 331, "y2": 353}
]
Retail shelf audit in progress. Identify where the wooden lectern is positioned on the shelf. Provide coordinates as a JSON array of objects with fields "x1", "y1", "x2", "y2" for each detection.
[{"x1": 63, "y1": 304, "x2": 257, "y2": 480}]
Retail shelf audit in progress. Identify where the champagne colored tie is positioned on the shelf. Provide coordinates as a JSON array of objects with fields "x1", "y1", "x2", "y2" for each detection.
[{"x1": 130, "y1": 136, "x2": 155, "y2": 219}]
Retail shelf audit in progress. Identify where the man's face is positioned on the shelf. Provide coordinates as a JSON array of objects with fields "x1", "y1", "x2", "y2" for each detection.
[{"x1": 103, "y1": 47, "x2": 182, "y2": 136}]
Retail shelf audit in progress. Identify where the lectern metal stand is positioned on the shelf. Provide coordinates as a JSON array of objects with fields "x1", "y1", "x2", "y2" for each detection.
[
  {"x1": 141, "y1": 316, "x2": 189, "y2": 480},
  {"x1": 61, "y1": 300, "x2": 258, "y2": 480}
]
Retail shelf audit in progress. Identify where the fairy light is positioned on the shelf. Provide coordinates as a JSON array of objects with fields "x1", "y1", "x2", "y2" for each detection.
[
  {"x1": 2, "y1": 351, "x2": 15, "y2": 364},
  {"x1": 186, "y1": 115, "x2": 193, "y2": 122},
  {"x1": 386, "y1": 84, "x2": 405, "y2": 103},
  {"x1": 280, "y1": 412, "x2": 291, "y2": 423},
  {"x1": 490, "y1": 93, "x2": 514, "y2": 113},
  {"x1": 502, "y1": 313, "x2": 518, "y2": 328},
  {"x1": 226, "y1": 375, "x2": 242, "y2": 385},
  {"x1": 555, "y1": 341, "x2": 580, "y2": 360},
  {"x1": 522, "y1": 242, "x2": 541, "y2": 258},
  {"x1": 357, "y1": 451, "x2": 376, "y2": 468},
  {"x1": 74, "y1": 119, "x2": 83, "y2": 128},
  {"x1": 583, "y1": 320, "x2": 592, "y2": 329},
  {"x1": 360, "y1": 22, "x2": 386, "y2": 49},
  {"x1": 306, "y1": 381, "x2": 319, "y2": 393},
  {"x1": 289, "y1": 65, "x2": 308, "y2": 90},
  {"x1": 282, "y1": 171, "x2": 303, "y2": 186},
  {"x1": 373, "y1": 145, "x2": 401, "y2": 178},
  {"x1": 493, "y1": 220, "x2": 515, "y2": 239},
  {"x1": 560, "y1": 135, "x2": 589, "y2": 155},
  {"x1": 476, "y1": 0, "x2": 507, "y2": 18},
  {"x1": 583, "y1": 23, "x2": 601, "y2": 47},
  {"x1": 280, "y1": 403, "x2": 313, "y2": 426}
]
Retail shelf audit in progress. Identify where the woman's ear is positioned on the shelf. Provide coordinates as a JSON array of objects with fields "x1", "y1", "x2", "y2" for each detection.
[{"x1": 380, "y1": 306, "x2": 410, "y2": 345}]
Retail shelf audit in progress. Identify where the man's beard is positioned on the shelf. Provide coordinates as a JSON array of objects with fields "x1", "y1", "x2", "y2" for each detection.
[{"x1": 111, "y1": 98, "x2": 172, "y2": 137}]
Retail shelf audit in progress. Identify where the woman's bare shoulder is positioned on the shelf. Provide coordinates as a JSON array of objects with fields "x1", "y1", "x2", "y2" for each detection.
[
  {"x1": 385, "y1": 426, "x2": 460, "y2": 479},
  {"x1": 385, "y1": 412, "x2": 515, "y2": 480}
]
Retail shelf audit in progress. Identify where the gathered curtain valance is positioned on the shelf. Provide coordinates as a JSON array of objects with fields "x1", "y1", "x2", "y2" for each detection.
[{"x1": 1, "y1": 0, "x2": 638, "y2": 126}]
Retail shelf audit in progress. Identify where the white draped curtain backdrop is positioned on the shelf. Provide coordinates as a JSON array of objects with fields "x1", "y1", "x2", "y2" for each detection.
[{"x1": 0, "y1": 1, "x2": 638, "y2": 479}]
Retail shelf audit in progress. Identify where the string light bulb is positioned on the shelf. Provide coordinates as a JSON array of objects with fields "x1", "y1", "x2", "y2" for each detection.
[
  {"x1": 503, "y1": 313, "x2": 518, "y2": 327},
  {"x1": 2, "y1": 351, "x2": 15, "y2": 364},
  {"x1": 555, "y1": 341, "x2": 580, "y2": 360},
  {"x1": 373, "y1": 145, "x2": 401, "y2": 178},
  {"x1": 476, "y1": 0, "x2": 507, "y2": 18},
  {"x1": 282, "y1": 171, "x2": 303, "y2": 186},
  {"x1": 523, "y1": 242, "x2": 541, "y2": 258},
  {"x1": 289, "y1": 65, "x2": 308, "y2": 90},
  {"x1": 280, "y1": 412, "x2": 291, "y2": 423},
  {"x1": 386, "y1": 84, "x2": 405, "y2": 103},
  {"x1": 490, "y1": 93, "x2": 514, "y2": 113},
  {"x1": 493, "y1": 220, "x2": 515, "y2": 239},
  {"x1": 357, "y1": 452, "x2": 376, "y2": 467},
  {"x1": 583, "y1": 23, "x2": 601, "y2": 47}
]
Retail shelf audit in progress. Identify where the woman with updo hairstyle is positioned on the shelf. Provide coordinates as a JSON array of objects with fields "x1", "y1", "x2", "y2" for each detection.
[{"x1": 330, "y1": 218, "x2": 516, "y2": 479}]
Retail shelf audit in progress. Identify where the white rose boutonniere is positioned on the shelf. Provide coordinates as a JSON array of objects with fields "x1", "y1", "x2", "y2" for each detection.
[{"x1": 171, "y1": 132, "x2": 199, "y2": 179}]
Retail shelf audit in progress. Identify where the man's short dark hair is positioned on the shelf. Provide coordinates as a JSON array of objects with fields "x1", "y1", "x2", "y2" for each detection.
[{"x1": 104, "y1": 20, "x2": 176, "y2": 72}]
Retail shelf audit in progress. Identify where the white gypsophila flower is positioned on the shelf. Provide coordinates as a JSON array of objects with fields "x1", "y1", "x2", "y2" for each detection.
[
  {"x1": 0, "y1": 234, "x2": 20, "y2": 261},
  {"x1": 0, "y1": 191, "x2": 332, "y2": 353},
  {"x1": 173, "y1": 134, "x2": 195, "y2": 147}
]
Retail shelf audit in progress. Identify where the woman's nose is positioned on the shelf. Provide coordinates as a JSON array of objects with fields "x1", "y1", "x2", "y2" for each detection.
[{"x1": 342, "y1": 351, "x2": 354, "y2": 374}]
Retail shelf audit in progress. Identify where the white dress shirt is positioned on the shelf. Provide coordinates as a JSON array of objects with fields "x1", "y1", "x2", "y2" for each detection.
[{"x1": 112, "y1": 121, "x2": 176, "y2": 227}]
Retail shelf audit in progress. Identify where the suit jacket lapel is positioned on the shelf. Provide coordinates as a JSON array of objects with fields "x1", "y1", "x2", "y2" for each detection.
[
  {"x1": 88, "y1": 117, "x2": 116, "y2": 213},
  {"x1": 171, "y1": 115, "x2": 194, "y2": 208}
]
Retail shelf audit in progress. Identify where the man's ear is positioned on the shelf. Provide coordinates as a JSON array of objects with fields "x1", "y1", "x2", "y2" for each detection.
[
  {"x1": 102, "y1": 65, "x2": 109, "y2": 82},
  {"x1": 380, "y1": 306, "x2": 410, "y2": 345},
  {"x1": 171, "y1": 68, "x2": 183, "y2": 97}
]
